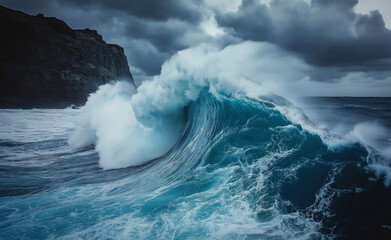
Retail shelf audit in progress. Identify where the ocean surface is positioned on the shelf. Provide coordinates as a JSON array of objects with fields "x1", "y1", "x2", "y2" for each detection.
[{"x1": 1, "y1": 95, "x2": 391, "y2": 240}]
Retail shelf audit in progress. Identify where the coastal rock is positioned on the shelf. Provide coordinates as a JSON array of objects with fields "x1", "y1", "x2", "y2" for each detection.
[{"x1": 0, "y1": 6, "x2": 134, "y2": 108}]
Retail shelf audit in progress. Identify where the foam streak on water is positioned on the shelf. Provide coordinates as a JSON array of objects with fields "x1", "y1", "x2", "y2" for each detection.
[
  {"x1": 1, "y1": 93, "x2": 391, "y2": 239},
  {"x1": 1, "y1": 42, "x2": 391, "y2": 239}
]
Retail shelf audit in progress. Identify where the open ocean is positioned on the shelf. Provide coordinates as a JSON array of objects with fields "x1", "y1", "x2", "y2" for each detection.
[{"x1": 1, "y1": 95, "x2": 391, "y2": 239}]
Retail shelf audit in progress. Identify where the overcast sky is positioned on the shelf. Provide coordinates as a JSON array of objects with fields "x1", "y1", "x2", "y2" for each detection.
[{"x1": 1, "y1": 0, "x2": 390, "y2": 96}]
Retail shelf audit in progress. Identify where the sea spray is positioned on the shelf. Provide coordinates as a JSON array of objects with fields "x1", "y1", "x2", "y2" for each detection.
[
  {"x1": 69, "y1": 41, "x2": 310, "y2": 169},
  {"x1": 2, "y1": 94, "x2": 391, "y2": 239}
]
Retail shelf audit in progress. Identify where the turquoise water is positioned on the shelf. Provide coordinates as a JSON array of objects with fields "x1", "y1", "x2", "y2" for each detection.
[{"x1": 0, "y1": 94, "x2": 391, "y2": 239}]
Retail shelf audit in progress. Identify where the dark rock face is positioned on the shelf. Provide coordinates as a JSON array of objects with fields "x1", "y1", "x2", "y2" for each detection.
[{"x1": 0, "y1": 6, "x2": 134, "y2": 108}]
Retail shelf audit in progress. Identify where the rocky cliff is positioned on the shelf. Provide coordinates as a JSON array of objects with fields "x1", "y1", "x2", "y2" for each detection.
[{"x1": 0, "y1": 6, "x2": 134, "y2": 108}]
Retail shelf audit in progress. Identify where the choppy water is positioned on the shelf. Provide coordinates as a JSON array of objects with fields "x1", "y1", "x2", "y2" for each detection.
[
  {"x1": 300, "y1": 97, "x2": 391, "y2": 158},
  {"x1": 1, "y1": 95, "x2": 391, "y2": 239}
]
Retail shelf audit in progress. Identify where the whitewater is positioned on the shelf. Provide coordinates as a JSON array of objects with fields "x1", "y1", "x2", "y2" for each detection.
[{"x1": 1, "y1": 42, "x2": 391, "y2": 239}]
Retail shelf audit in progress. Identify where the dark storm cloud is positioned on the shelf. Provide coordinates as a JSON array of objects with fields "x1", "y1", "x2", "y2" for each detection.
[
  {"x1": 216, "y1": 0, "x2": 391, "y2": 68},
  {"x1": 55, "y1": 0, "x2": 226, "y2": 77},
  {"x1": 57, "y1": 0, "x2": 202, "y2": 23},
  {"x1": 95, "y1": 11, "x2": 216, "y2": 76},
  {"x1": 110, "y1": 14, "x2": 207, "y2": 53},
  {"x1": 0, "y1": 0, "x2": 50, "y2": 13},
  {"x1": 1, "y1": 0, "x2": 391, "y2": 86},
  {"x1": 121, "y1": 39, "x2": 170, "y2": 77},
  {"x1": 0, "y1": 0, "x2": 211, "y2": 77}
]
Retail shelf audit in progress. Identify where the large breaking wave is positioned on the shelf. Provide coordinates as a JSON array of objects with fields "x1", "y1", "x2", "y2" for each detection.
[
  {"x1": 62, "y1": 41, "x2": 391, "y2": 238},
  {"x1": 69, "y1": 41, "x2": 310, "y2": 169}
]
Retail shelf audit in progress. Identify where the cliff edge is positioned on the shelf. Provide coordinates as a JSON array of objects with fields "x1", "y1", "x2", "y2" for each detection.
[{"x1": 0, "y1": 6, "x2": 134, "y2": 108}]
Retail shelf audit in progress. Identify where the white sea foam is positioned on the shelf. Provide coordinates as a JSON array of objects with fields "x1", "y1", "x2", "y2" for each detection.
[
  {"x1": 368, "y1": 163, "x2": 391, "y2": 187},
  {"x1": 69, "y1": 40, "x2": 391, "y2": 187},
  {"x1": 68, "y1": 81, "x2": 184, "y2": 169},
  {"x1": 69, "y1": 41, "x2": 310, "y2": 169},
  {"x1": 291, "y1": 99, "x2": 391, "y2": 187},
  {"x1": 273, "y1": 103, "x2": 347, "y2": 148}
]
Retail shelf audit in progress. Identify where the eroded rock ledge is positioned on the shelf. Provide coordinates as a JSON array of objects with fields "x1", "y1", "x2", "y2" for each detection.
[{"x1": 0, "y1": 6, "x2": 134, "y2": 108}]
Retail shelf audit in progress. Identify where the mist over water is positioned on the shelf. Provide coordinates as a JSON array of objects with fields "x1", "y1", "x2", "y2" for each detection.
[
  {"x1": 68, "y1": 81, "x2": 185, "y2": 169},
  {"x1": 298, "y1": 97, "x2": 391, "y2": 187},
  {"x1": 69, "y1": 41, "x2": 311, "y2": 169},
  {"x1": 1, "y1": 42, "x2": 391, "y2": 239},
  {"x1": 298, "y1": 97, "x2": 391, "y2": 157}
]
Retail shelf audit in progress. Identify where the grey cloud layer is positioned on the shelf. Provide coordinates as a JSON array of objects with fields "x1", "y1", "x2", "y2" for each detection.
[
  {"x1": 216, "y1": 0, "x2": 391, "y2": 68},
  {"x1": 1, "y1": 0, "x2": 390, "y2": 83},
  {"x1": 0, "y1": 0, "x2": 212, "y2": 76},
  {"x1": 59, "y1": 0, "x2": 203, "y2": 22}
]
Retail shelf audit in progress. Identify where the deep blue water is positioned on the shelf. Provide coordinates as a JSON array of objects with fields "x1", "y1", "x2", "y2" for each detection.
[
  {"x1": 0, "y1": 95, "x2": 391, "y2": 239},
  {"x1": 300, "y1": 97, "x2": 391, "y2": 157}
]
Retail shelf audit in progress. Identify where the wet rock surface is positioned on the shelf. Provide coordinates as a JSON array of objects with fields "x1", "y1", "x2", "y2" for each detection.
[{"x1": 0, "y1": 6, "x2": 134, "y2": 108}]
